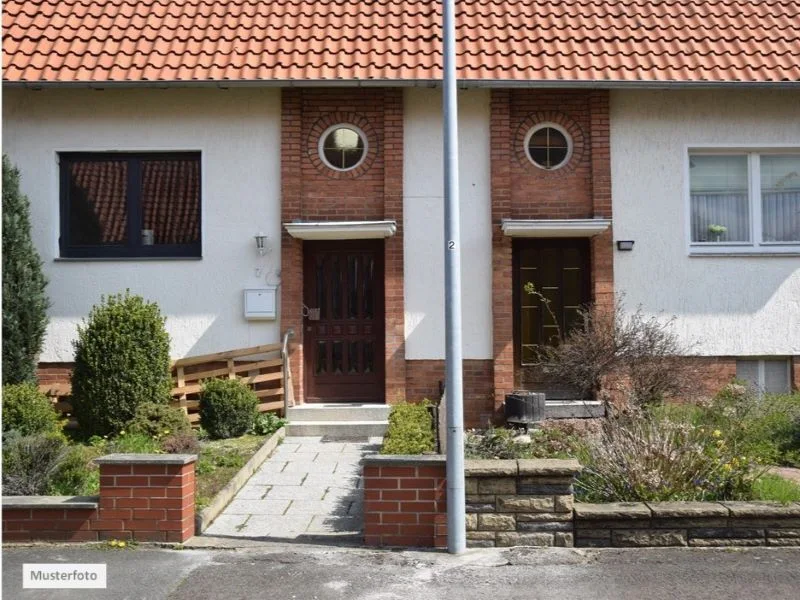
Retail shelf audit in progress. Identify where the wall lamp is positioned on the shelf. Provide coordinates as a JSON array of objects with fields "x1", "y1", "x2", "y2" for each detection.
[
  {"x1": 254, "y1": 232, "x2": 268, "y2": 256},
  {"x1": 616, "y1": 240, "x2": 635, "y2": 251}
]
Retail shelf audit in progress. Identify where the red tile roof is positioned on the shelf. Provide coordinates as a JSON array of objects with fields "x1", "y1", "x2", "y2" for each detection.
[{"x1": 3, "y1": 0, "x2": 799, "y2": 85}]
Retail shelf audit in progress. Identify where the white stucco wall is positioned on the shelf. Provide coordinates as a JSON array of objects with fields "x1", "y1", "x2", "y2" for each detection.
[
  {"x1": 2, "y1": 88, "x2": 283, "y2": 362},
  {"x1": 403, "y1": 88, "x2": 493, "y2": 359},
  {"x1": 611, "y1": 89, "x2": 800, "y2": 356}
]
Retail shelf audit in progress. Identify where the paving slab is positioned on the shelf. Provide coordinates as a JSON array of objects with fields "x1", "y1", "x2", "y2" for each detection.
[{"x1": 201, "y1": 435, "x2": 379, "y2": 541}]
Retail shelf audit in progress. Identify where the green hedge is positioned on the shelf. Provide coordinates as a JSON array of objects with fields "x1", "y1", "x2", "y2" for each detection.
[
  {"x1": 199, "y1": 378, "x2": 258, "y2": 439},
  {"x1": 380, "y1": 402, "x2": 435, "y2": 455},
  {"x1": 2, "y1": 382, "x2": 60, "y2": 436},
  {"x1": 71, "y1": 291, "x2": 172, "y2": 437}
]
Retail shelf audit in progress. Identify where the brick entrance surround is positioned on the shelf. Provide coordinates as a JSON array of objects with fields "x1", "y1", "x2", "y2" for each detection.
[
  {"x1": 280, "y1": 88, "x2": 405, "y2": 405},
  {"x1": 490, "y1": 89, "x2": 613, "y2": 419}
]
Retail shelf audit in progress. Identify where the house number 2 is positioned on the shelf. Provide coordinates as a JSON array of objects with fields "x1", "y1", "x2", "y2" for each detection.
[{"x1": 448, "y1": 241, "x2": 455, "y2": 249}]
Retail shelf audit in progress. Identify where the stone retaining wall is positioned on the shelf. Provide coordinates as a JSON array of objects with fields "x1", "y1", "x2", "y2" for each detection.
[
  {"x1": 465, "y1": 459, "x2": 581, "y2": 548},
  {"x1": 3, "y1": 454, "x2": 197, "y2": 544},
  {"x1": 575, "y1": 501, "x2": 800, "y2": 548}
]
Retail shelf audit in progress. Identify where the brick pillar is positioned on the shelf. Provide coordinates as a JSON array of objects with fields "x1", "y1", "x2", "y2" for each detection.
[
  {"x1": 589, "y1": 90, "x2": 614, "y2": 312},
  {"x1": 363, "y1": 456, "x2": 447, "y2": 548},
  {"x1": 491, "y1": 90, "x2": 514, "y2": 418},
  {"x1": 95, "y1": 454, "x2": 197, "y2": 543},
  {"x1": 383, "y1": 88, "x2": 406, "y2": 404},
  {"x1": 280, "y1": 88, "x2": 305, "y2": 403}
]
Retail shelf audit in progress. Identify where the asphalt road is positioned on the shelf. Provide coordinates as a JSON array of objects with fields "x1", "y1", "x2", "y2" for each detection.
[{"x1": 4, "y1": 544, "x2": 800, "y2": 600}]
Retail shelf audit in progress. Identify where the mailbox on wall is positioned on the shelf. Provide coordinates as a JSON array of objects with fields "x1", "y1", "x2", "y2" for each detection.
[{"x1": 243, "y1": 287, "x2": 277, "y2": 320}]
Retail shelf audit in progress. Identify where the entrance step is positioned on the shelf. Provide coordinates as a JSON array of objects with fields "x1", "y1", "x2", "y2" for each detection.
[
  {"x1": 544, "y1": 400, "x2": 605, "y2": 419},
  {"x1": 287, "y1": 404, "x2": 391, "y2": 423},
  {"x1": 286, "y1": 420, "x2": 388, "y2": 437},
  {"x1": 286, "y1": 403, "x2": 390, "y2": 437}
]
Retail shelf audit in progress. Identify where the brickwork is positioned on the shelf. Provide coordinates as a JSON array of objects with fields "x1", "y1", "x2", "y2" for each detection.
[
  {"x1": 490, "y1": 89, "x2": 613, "y2": 411},
  {"x1": 279, "y1": 88, "x2": 405, "y2": 404},
  {"x1": 490, "y1": 90, "x2": 515, "y2": 418},
  {"x1": 405, "y1": 360, "x2": 494, "y2": 428},
  {"x1": 363, "y1": 458, "x2": 447, "y2": 548},
  {"x1": 37, "y1": 362, "x2": 73, "y2": 385},
  {"x1": 2, "y1": 454, "x2": 197, "y2": 544}
]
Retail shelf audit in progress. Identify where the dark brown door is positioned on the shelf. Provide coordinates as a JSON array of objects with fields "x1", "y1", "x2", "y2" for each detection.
[
  {"x1": 513, "y1": 239, "x2": 590, "y2": 396},
  {"x1": 303, "y1": 240, "x2": 385, "y2": 403}
]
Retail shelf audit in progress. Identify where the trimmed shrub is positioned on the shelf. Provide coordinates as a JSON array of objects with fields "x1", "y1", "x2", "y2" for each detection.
[
  {"x1": 161, "y1": 432, "x2": 201, "y2": 454},
  {"x1": 71, "y1": 291, "x2": 172, "y2": 436},
  {"x1": 2, "y1": 382, "x2": 60, "y2": 436},
  {"x1": 380, "y1": 402, "x2": 435, "y2": 455},
  {"x1": 199, "y1": 378, "x2": 258, "y2": 439},
  {"x1": 125, "y1": 402, "x2": 191, "y2": 440},
  {"x1": 2, "y1": 431, "x2": 68, "y2": 495},
  {"x1": 2, "y1": 155, "x2": 50, "y2": 385}
]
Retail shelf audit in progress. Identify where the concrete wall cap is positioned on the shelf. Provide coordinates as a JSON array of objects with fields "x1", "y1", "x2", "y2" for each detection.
[
  {"x1": 2, "y1": 495, "x2": 99, "y2": 510},
  {"x1": 94, "y1": 453, "x2": 198, "y2": 465},
  {"x1": 517, "y1": 459, "x2": 582, "y2": 477},
  {"x1": 647, "y1": 501, "x2": 730, "y2": 518},
  {"x1": 722, "y1": 501, "x2": 800, "y2": 517},
  {"x1": 574, "y1": 502, "x2": 652, "y2": 519},
  {"x1": 363, "y1": 454, "x2": 446, "y2": 467},
  {"x1": 464, "y1": 459, "x2": 518, "y2": 477}
]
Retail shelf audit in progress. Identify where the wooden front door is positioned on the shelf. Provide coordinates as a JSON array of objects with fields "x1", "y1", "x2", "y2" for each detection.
[
  {"x1": 513, "y1": 239, "x2": 590, "y2": 395},
  {"x1": 303, "y1": 240, "x2": 385, "y2": 403}
]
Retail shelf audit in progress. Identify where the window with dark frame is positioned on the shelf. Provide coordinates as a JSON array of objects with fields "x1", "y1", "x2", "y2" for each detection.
[{"x1": 59, "y1": 152, "x2": 201, "y2": 258}]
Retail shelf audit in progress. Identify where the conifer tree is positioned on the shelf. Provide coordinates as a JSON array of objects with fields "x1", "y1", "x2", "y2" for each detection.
[{"x1": 2, "y1": 154, "x2": 50, "y2": 384}]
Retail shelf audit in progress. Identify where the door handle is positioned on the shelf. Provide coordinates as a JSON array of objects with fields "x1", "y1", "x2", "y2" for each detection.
[{"x1": 302, "y1": 304, "x2": 321, "y2": 321}]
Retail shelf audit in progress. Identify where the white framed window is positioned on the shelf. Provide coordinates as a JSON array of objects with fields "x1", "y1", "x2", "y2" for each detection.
[
  {"x1": 736, "y1": 358, "x2": 792, "y2": 395},
  {"x1": 318, "y1": 124, "x2": 367, "y2": 172},
  {"x1": 688, "y1": 149, "x2": 800, "y2": 255},
  {"x1": 524, "y1": 123, "x2": 573, "y2": 170}
]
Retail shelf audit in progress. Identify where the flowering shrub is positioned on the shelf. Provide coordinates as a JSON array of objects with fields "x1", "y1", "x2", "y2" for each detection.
[{"x1": 576, "y1": 412, "x2": 763, "y2": 502}]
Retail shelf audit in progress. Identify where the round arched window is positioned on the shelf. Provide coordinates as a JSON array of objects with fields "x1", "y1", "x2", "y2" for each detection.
[
  {"x1": 319, "y1": 125, "x2": 367, "y2": 171},
  {"x1": 525, "y1": 124, "x2": 573, "y2": 170}
]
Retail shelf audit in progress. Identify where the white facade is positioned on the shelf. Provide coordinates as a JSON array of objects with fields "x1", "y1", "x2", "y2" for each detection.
[
  {"x1": 2, "y1": 88, "x2": 283, "y2": 361},
  {"x1": 6, "y1": 86, "x2": 797, "y2": 365},
  {"x1": 611, "y1": 89, "x2": 800, "y2": 356},
  {"x1": 402, "y1": 88, "x2": 493, "y2": 360}
]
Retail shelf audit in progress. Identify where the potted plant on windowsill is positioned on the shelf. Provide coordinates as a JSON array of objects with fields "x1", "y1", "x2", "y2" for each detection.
[{"x1": 707, "y1": 224, "x2": 727, "y2": 242}]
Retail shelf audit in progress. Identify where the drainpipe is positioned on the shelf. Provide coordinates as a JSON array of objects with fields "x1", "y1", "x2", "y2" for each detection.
[{"x1": 442, "y1": 0, "x2": 466, "y2": 554}]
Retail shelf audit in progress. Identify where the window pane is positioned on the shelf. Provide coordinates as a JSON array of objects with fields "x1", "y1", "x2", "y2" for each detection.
[
  {"x1": 735, "y1": 360, "x2": 760, "y2": 391},
  {"x1": 764, "y1": 360, "x2": 790, "y2": 394},
  {"x1": 690, "y1": 155, "x2": 750, "y2": 242},
  {"x1": 322, "y1": 127, "x2": 365, "y2": 170},
  {"x1": 761, "y1": 155, "x2": 800, "y2": 242},
  {"x1": 528, "y1": 127, "x2": 569, "y2": 169},
  {"x1": 67, "y1": 160, "x2": 128, "y2": 246},
  {"x1": 141, "y1": 158, "x2": 200, "y2": 246}
]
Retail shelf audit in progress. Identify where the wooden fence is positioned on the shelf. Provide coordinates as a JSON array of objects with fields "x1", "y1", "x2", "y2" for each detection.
[{"x1": 39, "y1": 343, "x2": 288, "y2": 427}]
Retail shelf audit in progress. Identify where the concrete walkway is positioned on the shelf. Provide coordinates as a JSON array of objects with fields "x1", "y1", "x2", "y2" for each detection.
[{"x1": 204, "y1": 435, "x2": 381, "y2": 542}]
